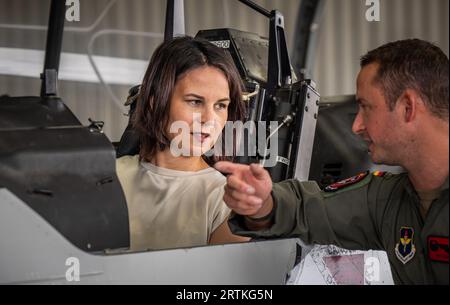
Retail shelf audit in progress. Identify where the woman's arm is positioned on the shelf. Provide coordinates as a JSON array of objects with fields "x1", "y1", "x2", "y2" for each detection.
[{"x1": 209, "y1": 219, "x2": 250, "y2": 245}]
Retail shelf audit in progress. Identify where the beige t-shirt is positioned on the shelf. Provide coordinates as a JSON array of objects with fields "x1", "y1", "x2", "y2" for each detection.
[{"x1": 116, "y1": 155, "x2": 231, "y2": 251}]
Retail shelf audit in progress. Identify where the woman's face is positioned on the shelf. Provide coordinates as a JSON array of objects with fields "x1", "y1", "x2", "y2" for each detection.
[{"x1": 166, "y1": 66, "x2": 230, "y2": 156}]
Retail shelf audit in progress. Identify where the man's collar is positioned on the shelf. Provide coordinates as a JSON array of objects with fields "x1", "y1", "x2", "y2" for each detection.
[
  {"x1": 441, "y1": 177, "x2": 449, "y2": 191},
  {"x1": 404, "y1": 175, "x2": 448, "y2": 198},
  {"x1": 404, "y1": 177, "x2": 419, "y2": 199}
]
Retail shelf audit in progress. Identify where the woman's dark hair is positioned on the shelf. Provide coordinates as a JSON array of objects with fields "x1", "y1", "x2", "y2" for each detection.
[{"x1": 133, "y1": 36, "x2": 246, "y2": 163}]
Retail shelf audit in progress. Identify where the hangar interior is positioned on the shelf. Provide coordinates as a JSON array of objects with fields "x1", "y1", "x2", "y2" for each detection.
[{"x1": 0, "y1": 0, "x2": 448, "y2": 285}]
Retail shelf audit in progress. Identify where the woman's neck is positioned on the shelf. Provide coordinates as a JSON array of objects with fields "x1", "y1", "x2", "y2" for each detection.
[{"x1": 148, "y1": 149, "x2": 209, "y2": 172}]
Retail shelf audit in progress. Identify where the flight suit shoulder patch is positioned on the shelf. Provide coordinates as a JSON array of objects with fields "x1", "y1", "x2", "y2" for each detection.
[
  {"x1": 372, "y1": 171, "x2": 386, "y2": 177},
  {"x1": 428, "y1": 236, "x2": 449, "y2": 263},
  {"x1": 324, "y1": 171, "x2": 370, "y2": 193}
]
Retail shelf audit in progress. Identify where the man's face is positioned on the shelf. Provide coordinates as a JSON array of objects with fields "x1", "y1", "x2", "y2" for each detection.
[{"x1": 353, "y1": 63, "x2": 405, "y2": 165}]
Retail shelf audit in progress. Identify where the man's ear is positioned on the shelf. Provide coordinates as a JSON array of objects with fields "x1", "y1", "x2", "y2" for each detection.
[{"x1": 397, "y1": 89, "x2": 420, "y2": 123}]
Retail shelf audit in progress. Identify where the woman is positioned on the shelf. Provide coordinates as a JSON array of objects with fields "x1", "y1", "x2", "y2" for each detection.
[{"x1": 116, "y1": 36, "x2": 250, "y2": 251}]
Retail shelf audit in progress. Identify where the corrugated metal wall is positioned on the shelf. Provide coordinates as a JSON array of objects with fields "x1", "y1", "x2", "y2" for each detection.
[
  {"x1": 0, "y1": 0, "x2": 300, "y2": 140},
  {"x1": 1, "y1": 0, "x2": 448, "y2": 141},
  {"x1": 311, "y1": 0, "x2": 449, "y2": 97}
]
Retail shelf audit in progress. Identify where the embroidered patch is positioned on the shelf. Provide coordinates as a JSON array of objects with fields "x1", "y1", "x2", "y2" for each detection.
[
  {"x1": 395, "y1": 227, "x2": 416, "y2": 264},
  {"x1": 372, "y1": 171, "x2": 386, "y2": 177},
  {"x1": 324, "y1": 171, "x2": 369, "y2": 192},
  {"x1": 428, "y1": 236, "x2": 449, "y2": 263}
]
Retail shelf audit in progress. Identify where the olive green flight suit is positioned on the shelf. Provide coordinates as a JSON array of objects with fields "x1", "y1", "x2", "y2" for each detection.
[{"x1": 229, "y1": 173, "x2": 449, "y2": 285}]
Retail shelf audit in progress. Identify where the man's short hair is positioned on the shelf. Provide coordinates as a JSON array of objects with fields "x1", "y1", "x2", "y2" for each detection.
[{"x1": 361, "y1": 39, "x2": 449, "y2": 120}]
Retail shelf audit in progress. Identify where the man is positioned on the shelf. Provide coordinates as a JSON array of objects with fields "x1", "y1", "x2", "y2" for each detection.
[{"x1": 215, "y1": 39, "x2": 449, "y2": 285}]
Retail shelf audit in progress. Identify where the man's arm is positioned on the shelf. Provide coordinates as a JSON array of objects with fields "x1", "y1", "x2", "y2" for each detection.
[
  {"x1": 242, "y1": 195, "x2": 274, "y2": 231},
  {"x1": 215, "y1": 161, "x2": 385, "y2": 251}
]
